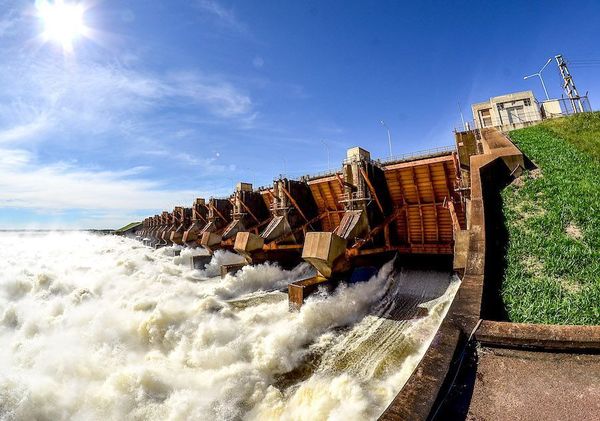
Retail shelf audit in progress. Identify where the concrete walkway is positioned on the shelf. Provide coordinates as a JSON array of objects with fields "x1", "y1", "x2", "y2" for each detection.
[{"x1": 465, "y1": 347, "x2": 600, "y2": 421}]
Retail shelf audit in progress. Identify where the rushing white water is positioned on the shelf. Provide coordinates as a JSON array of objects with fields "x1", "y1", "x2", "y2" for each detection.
[{"x1": 0, "y1": 231, "x2": 459, "y2": 421}]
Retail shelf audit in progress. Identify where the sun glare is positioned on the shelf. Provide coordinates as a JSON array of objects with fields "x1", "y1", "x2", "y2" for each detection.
[{"x1": 36, "y1": 0, "x2": 88, "y2": 53}]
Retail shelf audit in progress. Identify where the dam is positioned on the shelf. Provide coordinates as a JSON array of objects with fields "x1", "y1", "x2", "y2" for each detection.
[
  {"x1": 132, "y1": 126, "x2": 561, "y2": 420},
  {"x1": 139, "y1": 144, "x2": 466, "y2": 308},
  {"x1": 5, "y1": 124, "x2": 595, "y2": 420},
  {"x1": 0, "y1": 137, "x2": 473, "y2": 420},
  {"x1": 129, "y1": 139, "x2": 477, "y2": 419},
  {"x1": 2, "y1": 0, "x2": 597, "y2": 417}
]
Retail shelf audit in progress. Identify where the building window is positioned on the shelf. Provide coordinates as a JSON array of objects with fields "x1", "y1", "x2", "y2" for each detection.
[
  {"x1": 524, "y1": 98, "x2": 531, "y2": 106},
  {"x1": 480, "y1": 109, "x2": 492, "y2": 127}
]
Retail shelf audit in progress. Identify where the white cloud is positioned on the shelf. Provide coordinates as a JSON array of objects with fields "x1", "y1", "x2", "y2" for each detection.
[
  {"x1": 0, "y1": 114, "x2": 51, "y2": 144},
  {"x1": 0, "y1": 58, "x2": 255, "y2": 143},
  {"x1": 0, "y1": 148, "x2": 32, "y2": 167},
  {"x1": 0, "y1": 56, "x2": 254, "y2": 215},
  {"x1": 0, "y1": 147, "x2": 199, "y2": 212},
  {"x1": 0, "y1": 7, "x2": 256, "y2": 228},
  {"x1": 0, "y1": 143, "x2": 239, "y2": 229},
  {"x1": 195, "y1": 0, "x2": 246, "y2": 32},
  {"x1": 166, "y1": 71, "x2": 252, "y2": 117}
]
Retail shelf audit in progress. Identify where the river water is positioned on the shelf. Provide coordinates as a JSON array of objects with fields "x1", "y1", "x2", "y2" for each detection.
[{"x1": 0, "y1": 231, "x2": 459, "y2": 420}]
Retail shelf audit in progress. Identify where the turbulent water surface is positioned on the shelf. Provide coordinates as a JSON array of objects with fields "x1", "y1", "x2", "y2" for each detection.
[{"x1": 0, "y1": 232, "x2": 459, "y2": 420}]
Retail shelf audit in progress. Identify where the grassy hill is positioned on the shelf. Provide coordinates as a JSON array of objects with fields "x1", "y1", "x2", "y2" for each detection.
[
  {"x1": 115, "y1": 221, "x2": 141, "y2": 233},
  {"x1": 501, "y1": 112, "x2": 600, "y2": 325}
]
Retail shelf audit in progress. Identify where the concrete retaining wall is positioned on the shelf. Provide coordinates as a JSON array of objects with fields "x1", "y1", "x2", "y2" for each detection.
[{"x1": 475, "y1": 320, "x2": 600, "y2": 352}]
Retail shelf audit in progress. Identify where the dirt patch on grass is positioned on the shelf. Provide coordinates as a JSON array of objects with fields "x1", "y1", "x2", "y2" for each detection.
[
  {"x1": 565, "y1": 222, "x2": 583, "y2": 240},
  {"x1": 510, "y1": 177, "x2": 524, "y2": 188},
  {"x1": 522, "y1": 255, "x2": 544, "y2": 277},
  {"x1": 509, "y1": 168, "x2": 542, "y2": 189},
  {"x1": 558, "y1": 277, "x2": 583, "y2": 294},
  {"x1": 529, "y1": 168, "x2": 542, "y2": 179},
  {"x1": 511, "y1": 199, "x2": 546, "y2": 225},
  {"x1": 521, "y1": 256, "x2": 582, "y2": 293}
]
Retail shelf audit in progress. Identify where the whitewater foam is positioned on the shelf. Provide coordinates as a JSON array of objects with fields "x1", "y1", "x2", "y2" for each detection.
[{"x1": 0, "y1": 231, "x2": 459, "y2": 420}]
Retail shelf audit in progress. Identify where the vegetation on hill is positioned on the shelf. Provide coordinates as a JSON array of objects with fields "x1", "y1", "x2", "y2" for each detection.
[
  {"x1": 542, "y1": 111, "x2": 600, "y2": 162},
  {"x1": 501, "y1": 112, "x2": 600, "y2": 325},
  {"x1": 115, "y1": 222, "x2": 141, "y2": 233}
]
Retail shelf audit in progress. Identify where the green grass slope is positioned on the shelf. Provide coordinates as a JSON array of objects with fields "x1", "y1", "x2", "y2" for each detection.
[{"x1": 502, "y1": 112, "x2": 600, "y2": 325}]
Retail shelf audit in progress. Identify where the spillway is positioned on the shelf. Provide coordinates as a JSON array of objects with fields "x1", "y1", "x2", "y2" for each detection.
[{"x1": 0, "y1": 231, "x2": 459, "y2": 420}]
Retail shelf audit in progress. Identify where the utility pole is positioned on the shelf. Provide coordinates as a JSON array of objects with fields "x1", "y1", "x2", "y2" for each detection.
[
  {"x1": 555, "y1": 54, "x2": 584, "y2": 113},
  {"x1": 524, "y1": 58, "x2": 552, "y2": 100},
  {"x1": 458, "y1": 101, "x2": 466, "y2": 131},
  {"x1": 380, "y1": 120, "x2": 393, "y2": 158}
]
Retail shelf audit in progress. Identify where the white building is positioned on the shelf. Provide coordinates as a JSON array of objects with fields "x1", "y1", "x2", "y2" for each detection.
[{"x1": 472, "y1": 91, "x2": 542, "y2": 130}]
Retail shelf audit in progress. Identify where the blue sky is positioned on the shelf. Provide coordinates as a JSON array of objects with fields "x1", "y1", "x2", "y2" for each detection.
[{"x1": 1, "y1": 0, "x2": 599, "y2": 229}]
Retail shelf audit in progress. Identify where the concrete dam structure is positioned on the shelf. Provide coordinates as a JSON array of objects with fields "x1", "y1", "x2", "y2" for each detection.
[
  {"x1": 65, "y1": 124, "x2": 600, "y2": 419},
  {"x1": 7, "y1": 123, "x2": 595, "y2": 420},
  {"x1": 137, "y1": 144, "x2": 466, "y2": 309},
  {"x1": 134, "y1": 127, "x2": 559, "y2": 419},
  {"x1": 135, "y1": 126, "x2": 600, "y2": 420}
]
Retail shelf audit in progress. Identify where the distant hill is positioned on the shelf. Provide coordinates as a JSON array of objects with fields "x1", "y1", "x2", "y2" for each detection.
[{"x1": 114, "y1": 222, "x2": 142, "y2": 234}]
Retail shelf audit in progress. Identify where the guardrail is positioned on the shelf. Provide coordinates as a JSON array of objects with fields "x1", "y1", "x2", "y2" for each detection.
[
  {"x1": 376, "y1": 145, "x2": 456, "y2": 165},
  {"x1": 302, "y1": 169, "x2": 342, "y2": 180}
]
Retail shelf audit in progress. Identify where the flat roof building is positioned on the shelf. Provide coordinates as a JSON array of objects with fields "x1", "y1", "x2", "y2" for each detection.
[{"x1": 472, "y1": 90, "x2": 541, "y2": 130}]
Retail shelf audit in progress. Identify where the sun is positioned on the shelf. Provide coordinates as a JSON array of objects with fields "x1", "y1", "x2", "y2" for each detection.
[{"x1": 36, "y1": 0, "x2": 88, "y2": 53}]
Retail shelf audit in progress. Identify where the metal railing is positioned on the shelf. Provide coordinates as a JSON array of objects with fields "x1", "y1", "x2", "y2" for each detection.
[
  {"x1": 376, "y1": 145, "x2": 456, "y2": 165},
  {"x1": 539, "y1": 96, "x2": 592, "y2": 118},
  {"x1": 474, "y1": 110, "x2": 544, "y2": 130},
  {"x1": 301, "y1": 145, "x2": 457, "y2": 180},
  {"x1": 302, "y1": 168, "x2": 342, "y2": 181}
]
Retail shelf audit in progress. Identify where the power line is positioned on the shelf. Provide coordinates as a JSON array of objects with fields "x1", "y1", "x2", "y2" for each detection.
[{"x1": 563, "y1": 58, "x2": 600, "y2": 68}]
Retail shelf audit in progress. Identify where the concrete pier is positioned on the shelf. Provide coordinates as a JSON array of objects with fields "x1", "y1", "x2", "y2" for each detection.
[
  {"x1": 169, "y1": 206, "x2": 192, "y2": 245},
  {"x1": 156, "y1": 211, "x2": 174, "y2": 248},
  {"x1": 219, "y1": 182, "x2": 270, "y2": 249},
  {"x1": 198, "y1": 197, "x2": 232, "y2": 252},
  {"x1": 234, "y1": 177, "x2": 321, "y2": 267},
  {"x1": 182, "y1": 198, "x2": 208, "y2": 247}
]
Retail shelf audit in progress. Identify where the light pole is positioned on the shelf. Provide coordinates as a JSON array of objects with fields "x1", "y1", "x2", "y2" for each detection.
[
  {"x1": 320, "y1": 139, "x2": 330, "y2": 171},
  {"x1": 524, "y1": 58, "x2": 552, "y2": 100},
  {"x1": 380, "y1": 120, "x2": 392, "y2": 158}
]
